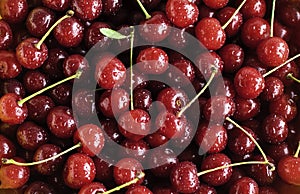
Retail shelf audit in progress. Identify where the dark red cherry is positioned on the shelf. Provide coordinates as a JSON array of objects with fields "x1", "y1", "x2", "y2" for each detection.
[
  {"x1": 234, "y1": 66, "x2": 265, "y2": 99},
  {"x1": 170, "y1": 161, "x2": 200, "y2": 193},
  {"x1": 233, "y1": 96, "x2": 260, "y2": 121},
  {"x1": 0, "y1": 134, "x2": 16, "y2": 159},
  {"x1": 217, "y1": 7, "x2": 243, "y2": 37},
  {"x1": 166, "y1": 0, "x2": 199, "y2": 28},
  {"x1": 133, "y1": 89, "x2": 152, "y2": 112},
  {"x1": 118, "y1": 109, "x2": 151, "y2": 141},
  {"x1": 261, "y1": 77, "x2": 284, "y2": 101},
  {"x1": 167, "y1": 58, "x2": 196, "y2": 86},
  {"x1": 71, "y1": 0, "x2": 102, "y2": 21},
  {"x1": 46, "y1": 106, "x2": 76, "y2": 139},
  {"x1": 0, "y1": 20, "x2": 13, "y2": 49},
  {"x1": 102, "y1": 0, "x2": 122, "y2": 16},
  {"x1": 0, "y1": 93, "x2": 28, "y2": 125},
  {"x1": 200, "y1": 153, "x2": 232, "y2": 186},
  {"x1": 212, "y1": 77, "x2": 236, "y2": 99},
  {"x1": 136, "y1": 47, "x2": 169, "y2": 75},
  {"x1": 121, "y1": 139, "x2": 149, "y2": 161},
  {"x1": 73, "y1": 124, "x2": 105, "y2": 157},
  {"x1": 16, "y1": 121, "x2": 49, "y2": 151},
  {"x1": 42, "y1": 0, "x2": 70, "y2": 11},
  {"x1": 194, "y1": 183, "x2": 217, "y2": 194},
  {"x1": 198, "y1": 4, "x2": 216, "y2": 19},
  {"x1": 0, "y1": 79, "x2": 25, "y2": 98},
  {"x1": 262, "y1": 114, "x2": 288, "y2": 144},
  {"x1": 48, "y1": 82, "x2": 72, "y2": 106},
  {"x1": 257, "y1": 37, "x2": 289, "y2": 67},
  {"x1": 0, "y1": 157, "x2": 30, "y2": 189},
  {"x1": 145, "y1": 132, "x2": 168, "y2": 148},
  {"x1": 167, "y1": 26, "x2": 193, "y2": 49},
  {"x1": 241, "y1": 17, "x2": 270, "y2": 48},
  {"x1": 126, "y1": 185, "x2": 153, "y2": 194},
  {"x1": 170, "y1": 120, "x2": 195, "y2": 149},
  {"x1": 25, "y1": 7, "x2": 55, "y2": 37},
  {"x1": 63, "y1": 54, "x2": 89, "y2": 79},
  {"x1": 78, "y1": 182, "x2": 106, "y2": 194},
  {"x1": 269, "y1": 94, "x2": 297, "y2": 122},
  {"x1": 63, "y1": 153, "x2": 96, "y2": 189},
  {"x1": 23, "y1": 70, "x2": 50, "y2": 94},
  {"x1": 85, "y1": 22, "x2": 112, "y2": 50},
  {"x1": 277, "y1": 4, "x2": 300, "y2": 27},
  {"x1": 195, "y1": 17, "x2": 226, "y2": 50},
  {"x1": 100, "y1": 118, "x2": 124, "y2": 144},
  {"x1": 229, "y1": 177, "x2": 259, "y2": 194},
  {"x1": 0, "y1": 50, "x2": 22, "y2": 79},
  {"x1": 113, "y1": 158, "x2": 144, "y2": 186},
  {"x1": 24, "y1": 181, "x2": 55, "y2": 194},
  {"x1": 72, "y1": 89, "x2": 96, "y2": 118},
  {"x1": 203, "y1": 0, "x2": 228, "y2": 9},
  {"x1": 93, "y1": 155, "x2": 114, "y2": 183},
  {"x1": 195, "y1": 122, "x2": 228, "y2": 154},
  {"x1": 259, "y1": 186, "x2": 279, "y2": 194},
  {"x1": 152, "y1": 183, "x2": 178, "y2": 194},
  {"x1": 278, "y1": 155, "x2": 300, "y2": 186},
  {"x1": 16, "y1": 37, "x2": 48, "y2": 69},
  {"x1": 219, "y1": 44, "x2": 244, "y2": 73},
  {"x1": 266, "y1": 142, "x2": 292, "y2": 163},
  {"x1": 95, "y1": 54, "x2": 126, "y2": 89},
  {"x1": 274, "y1": 20, "x2": 292, "y2": 42},
  {"x1": 33, "y1": 144, "x2": 64, "y2": 175},
  {"x1": 54, "y1": 17, "x2": 84, "y2": 47},
  {"x1": 272, "y1": 61, "x2": 299, "y2": 86},
  {"x1": 0, "y1": 0, "x2": 28, "y2": 23},
  {"x1": 237, "y1": 0, "x2": 266, "y2": 19}
]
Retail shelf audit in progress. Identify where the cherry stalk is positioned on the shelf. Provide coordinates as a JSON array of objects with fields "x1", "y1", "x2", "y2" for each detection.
[
  {"x1": 136, "y1": 0, "x2": 151, "y2": 19},
  {"x1": 221, "y1": 0, "x2": 247, "y2": 29}
]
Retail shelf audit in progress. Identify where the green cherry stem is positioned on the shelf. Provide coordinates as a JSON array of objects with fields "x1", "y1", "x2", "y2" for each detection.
[
  {"x1": 177, "y1": 66, "x2": 217, "y2": 118},
  {"x1": 221, "y1": 0, "x2": 247, "y2": 29},
  {"x1": 101, "y1": 172, "x2": 145, "y2": 194},
  {"x1": 263, "y1": 53, "x2": 300, "y2": 77},
  {"x1": 136, "y1": 0, "x2": 151, "y2": 19},
  {"x1": 270, "y1": 0, "x2": 277, "y2": 37},
  {"x1": 18, "y1": 71, "x2": 82, "y2": 107},
  {"x1": 287, "y1": 73, "x2": 300, "y2": 83},
  {"x1": 2, "y1": 142, "x2": 82, "y2": 166},
  {"x1": 130, "y1": 26, "x2": 135, "y2": 111},
  {"x1": 294, "y1": 141, "x2": 300, "y2": 158},
  {"x1": 35, "y1": 10, "x2": 74, "y2": 50}
]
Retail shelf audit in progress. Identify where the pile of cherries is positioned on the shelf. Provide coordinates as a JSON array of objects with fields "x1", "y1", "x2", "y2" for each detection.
[{"x1": 0, "y1": 0, "x2": 300, "y2": 193}]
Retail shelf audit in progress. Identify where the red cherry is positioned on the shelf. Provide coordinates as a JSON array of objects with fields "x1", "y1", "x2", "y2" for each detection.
[
  {"x1": 262, "y1": 114, "x2": 288, "y2": 144},
  {"x1": 229, "y1": 177, "x2": 259, "y2": 194},
  {"x1": 237, "y1": 0, "x2": 266, "y2": 19},
  {"x1": 42, "y1": 0, "x2": 71, "y2": 11},
  {"x1": 203, "y1": 0, "x2": 228, "y2": 10},
  {"x1": 78, "y1": 182, "x2": 106, "y2": 194},
  {"x1": 71, "y1": 0, "x2": 103, "y2": 21},
  {"x1": 217, "y1": 7, "x2": 243, "y2": 37},
  {"x1": 0, "y1": 134, "x2": 16, "y2": 159},
  {"x1": 0, "y1": 50, "x2": 22, "y2": 79},
  {"x1": 0, "y1": 20, "x2": 13, "y2": 49},
  {"x1": 0, "y1": 0, "x2": 28, "y2": 24},
  {"x1": 233, "y1": 96, "x2": 260, "y2": 121},
  {"x1": 278, "y1": 153, "x2": 300, "y2": 185},
  {"x1": 219, "y1": 44, "x2": 244, "y2": 73},
  {"x1": 126, "y1": 185, "x2": 153, "y2": 194}
]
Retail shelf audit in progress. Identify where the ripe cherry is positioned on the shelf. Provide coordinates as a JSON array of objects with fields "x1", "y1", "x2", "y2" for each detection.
[
  {"x1": 262, "y1": 114, "x2": 288, "y2": 144},
  {"x1": 0, "y1": 134, "x2": 16, "y2": 159},
  {"x1": 229, "y1": 177, "x2": 259, "y2": 194},
  {"x1": 42, "y1": 0, "x2": 70, "y2": 12},
  {"x1": 71, "y1": 0, "x2": 103, "y2": 21},
  {"x1": 217, "y1": 7, "x2": 243, "y2": 37},
  {"x1": 126, "y1": 185, "x2": 153, "y2": 194},
  {"x1": 78, "y1": 182, "x2": 106, "y2": 194},
  {"x1": 0, "y1": 50, "x2": 22, "y2": 79},
  {"x1": 0, "y1": 0, "x2": 28, "y2": 24},
  {"x1": 0, "y1": 20, "x2": 13, "y2": 49}
]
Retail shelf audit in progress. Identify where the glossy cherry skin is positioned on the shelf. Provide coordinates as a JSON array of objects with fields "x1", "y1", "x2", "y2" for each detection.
[
  {"x1": 0, "y1": 134, "x2": 16, "y2": 159},
  {"x1": 0, "y1": 157, "x2": 30, "y2": 189},
  {"x1": 200, "y1": 153, "x2": 232, "y2": 186},
  {"x1": 257, "y1": 37, "x2": 289, "y2": 67},
  {"x1": 78, "y1": 182, "x2": 106, "y2": 194},
  {"x1": 126, "y1": 185, "x2": 153, "y2": 194},
  {"x1": 63, "y1": 54, "x2": 89, "y2": 78},
  {"x1": 136, "y1": 47, "x2": 169, "y2": 75},
  {"x1": 25, "y1": 7, "x2": 55, "y2": 37},
  {"x1": 195, "y1": 17, "x2": 226, "y2": 50},
  {"x1": 0, "y1": 50, "x2": 22, "y2": 79},
  {"x1": 233, "y1": 96, "x2": 260, "y2": 121},
  {"x1": 0, "y1": 0, "x2": 28, "y2": 23},
  {"x1": 170, "y1": 161, "x2": 200, "y2": 193},
  {"x1": 63, "y1": 153, "x2": 96, "y2": 189},
  {"x1": 219, "y1": 44, "x2": 244, "y2": 73},
  {"x1": 167, "y1": 58, "x2": 196, "y2": 86},
  {"x1": 237, "y1": 0, "x2": 266, "y2": 19},
  {"x1": 277, "y1": 3, "x2": 300, "y2": 27},
  {"x1": 113, "y1": 158, "x2": 144, "y2": 186},
  {"x1": 71, "y1": 0, "x2": 102, "y2": 21},
  {"x1": 133, "y1": 89, "x2": 152, "y2": 112},
  {"x1": 0, "y1": 20, "x2": 13, "y2": 49},
  {"x1": 73, "y1": 124, "x2": 105, "y2": 157},
  {"x1": 54, "y1": 17, "x2": 84, "y2": 47},
  {"x1": 42, "y1": 0, "x2": 70, "y2": 11},
  {"x1": 85, "y1": 22, "x2": 111, "y2": 50},
  {"x1": 24, "y1": 181, "x2": 55, "y2": 194},
  {"x1": 261, "y1": 77, "x2": 284, "y2": 101},
  {"x1": 0, "y1": 79, "x2": 25, "y2": 98},
  {"x1": 262, "y1": 114, "x2": 288, "y2": 144},
  {"x1": 229, "y1": 177, "x2": 259, "y2": 194},
  {"x1": 269, "y1": 94, "x2": 297, "y2": 122},
  {"x1": 278, "y1": 155, "x2": 300, "y2": 186},
  {"x1": 217, "y1": 7, "x2": 243, "y2": 37},
  {"x1": 93, "y1": 156, "x2": 114, "y2": 183},
  {"x1": 145, "y1": 132, "x2": 168, "y2": 148},
  {"x1": 274, "y1": 20, "x2": 292, "y2": 42},
  {"x1": 166, "y1": 0, "x2": 199, "y2": 28},
  {"x1": 49, "y1": 82, "x2": 72, "y2": 106},
  {"x1": 273, "y1": 61, "x2": 299, "y2": 86},
  {"x1": 266, "y1": 142, "x2": 292, "y2": 163},
  {"x1": 234, "y1": 66, "x2": 265, "y2": 99},
  {"x1": 0, "y1": 93, "x2": 28, "y2": 125},
  {"x1": 102, "y1": 0, "x2": 122, "y2": 16},
  {"x1": 118, "y1": 109, "x2": 151, "y2": 141},
  {"x1": 23, "y1": 70, "x2": 50, "y2": 94},
  {"x1": 121, "y1": 139, "x2": 149, "y2": 161},
  {"x1": 33, "y1": 144, "x2": 64, "y2": 175}
]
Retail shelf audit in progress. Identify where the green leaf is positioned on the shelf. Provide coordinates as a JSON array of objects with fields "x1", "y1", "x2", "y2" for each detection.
[{"x1": 100, "y1": 28, "x2": 128, "y2": 40}]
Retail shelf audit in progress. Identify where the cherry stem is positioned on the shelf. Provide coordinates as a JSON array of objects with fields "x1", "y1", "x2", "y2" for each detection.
[
  {"x1": 177, "y1": 66, "x2": 217, "y2": 118},
  {"x1": 221, "y1": 0, "x2": 247, "y2": 29},
  {"x1": 197, "y1": 160, "x2": 275, "y2": 177},
  {"x1": 263, "y1": 53, "x2": 300, "y2": 77},
  {"x1": 18, "y1": 71, "x2": 82, "y2": 107},
  {"x1": 225, "y1": 117, "x2": 270, "y2": 164},
  {"x1": 287, "y1": 73, "x2": 300, "y2": 83},
  {"x1": 0, "y1": 15, "x2": 2, "y2": 20},
  {"x1": 130, "y1": 26, "x2": 135, "y2": 111},
  {"x1": 270, "y1": 0, "x2": 277, "y2": 37},
  {"x1": 2, "y1": 142, "x2": 81, "y2": 166},
  {"x1": 136, "y1": 0, "x2": 151, "y2": 19},
  {"x1": 294, "y1": 141, "x2": 300, "y2": 157},
  {"x1": 100, "y1": 172, "x2": 145, "y2": 194},
  {"x1": 35, "y1": 10, "x2": 74, "y2": 50}
]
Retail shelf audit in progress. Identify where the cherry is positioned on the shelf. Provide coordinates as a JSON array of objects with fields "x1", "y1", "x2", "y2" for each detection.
[
  {"x1": 63, "y1": 54, "x2": 89, "y2": 78},
  {"x1": 277, "y1": 4, "x2": 300, "y2": 27},
  {"x1": 16, "y1": 121, "x2": 49, "y2": 151},
  {"x1": 93, "y1": 155, "x2": 114, "y2": 183},
  {"x1": 278, "y1": 142, "x2": 300, "y2": 186},
  {"x1": 121, "y1": 139, "x2": 149, "y2": 161},
  {"x1": 0, "y1": 50, "x2": 22, "y2": 79},
  {"x1": 266, "y1": 142, "x2": 292, "y2": 163},
  {"x1": 0, "y1": 20, "x2": 13, "y2": 49},
  {"x1": 78, "y1": 182, "x2": 107, "y2": 194},
  {"x1": 170, "y1": 120, "x2": 195, "y2": 149},
  {"x1": 145, "y1": 132, "x2": 168, "y2": 148},
  {"x1": 42, "y1": 0, "x2": 71, "y2": 12},
  {"x1": 25, "y1": 7, "x2": 56, "y2": 37},
  {"x1": 195, "y1": 17, "x2": 226, "y2": 50},
  {"x1": 262, "y1": 114, "x2": 288, "y2": 144},
  {"x1": 0, "y1": 0, "x2": 28, "y2": 24},
  {"x1": 167, "y1": 26, "x2": 193, "y2": 49},
  {"x1": 261, "y1": 76, "x2": 284, "y2": 101},
  {"x1": 85, "y1": 22, "x2": 112, "y2": 50},
  {"x1": 46, "y1": 106, "x2": 76, "y2": 139},
  {"x1": 126, "y1": 185, "x2": 152, "y2": 194},
  {"x1": 165, "y1": 0, "x2": 199, "y2": 28},
  {"x1": 200, "y1": 153, "x2": 232, "y2": 186},
  {"x1": 102, "y1": 0, "x2": 122, "y2": 16},
  {"x1": 195, "y1": 122, "x2": 228, "y2": 154},
  {"x1": 198, "y1": 4, "x2": 216, "y2": 19},
  {"x1": 272, "y1": 61, "x2": 299, "y2": 86},
  {"x1": 71, "y1": 0, "x2": 102, "y2": 21},
  {"x1": 118, "y1": 109, "x2": 151, "y2": 141},
  {"x1": 212, "y1": 77, "x2": 236, "y2": 98},
  {"x1": 49, "y1": 82, "x2": 72, "y2": 106},
  {"x1": 274, "y1": 20, "x2": 292, "y2": 42},
  {"x1": 152, "y1": 184, "x2": 178, "y2": 194},
  {"x1": 24, "y1": 181, "x2": 55, "y2": 194},
  {"x1": 170, "y1": 161, "x2": 200, "y2": 193},
  {"x1": 73, "y1": 124, "x2": 105, "y2": 157},
  {"x1": 233, "y1": 96, "x2": 260, "y2": 121},
  {"x1": 194, "y1": 183, "x2": 217, "y2": 194},
  {"x1": 167, "y1": 58, "x2": 196, "y2": 86},
  {"x1": 259, "y1": 186, "x2": 279, "y2": 194},
  {"x1": 23, "y1": 70, "x2": 50, "y2": 94},
  {"x1": 72, "y1": 89, "x2": 96, "y2": 118},
  {"x1": 0, "y1": 135, "x2": 16, "y2": 159},
  {"x1": 95, "y1": 54, "x2": 126, "y2": 89},
  {"x1": 0, "y1": 93, "x2": 28, "y2": 125},
  {"x1": 219, "y1": 44, "x2": 244, "y2": 73},
  {"x1": 234, "y1": 66, "x2": 265, "y2": 99},
  {"x1": 237, "y1": 0, "x2": 266, "y2": 19},
  {"x1": 0, "y1": 79, "x2": 25, "y2": 98},
  {"x1": 217, "y1": 7, "x2": 243, "y2": 37},
  {"x1": 269, "y1": 94, "x2": 297, "y2": 122},
  {"x1": 229, "y1": 177, "x2": 259, "y2": 194},
  {"x1": 33, "y1": 144, "x2": 64, "y2": 175},
  {"x1": 0, "y1": 157, "x2": 30, "y2": 189},
  {"x1": 63, "y1": 153, "x2": 96, "y2": 189},
  {"x1": 133, "y1": 89, "x2": 152, "y2": 112}
]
